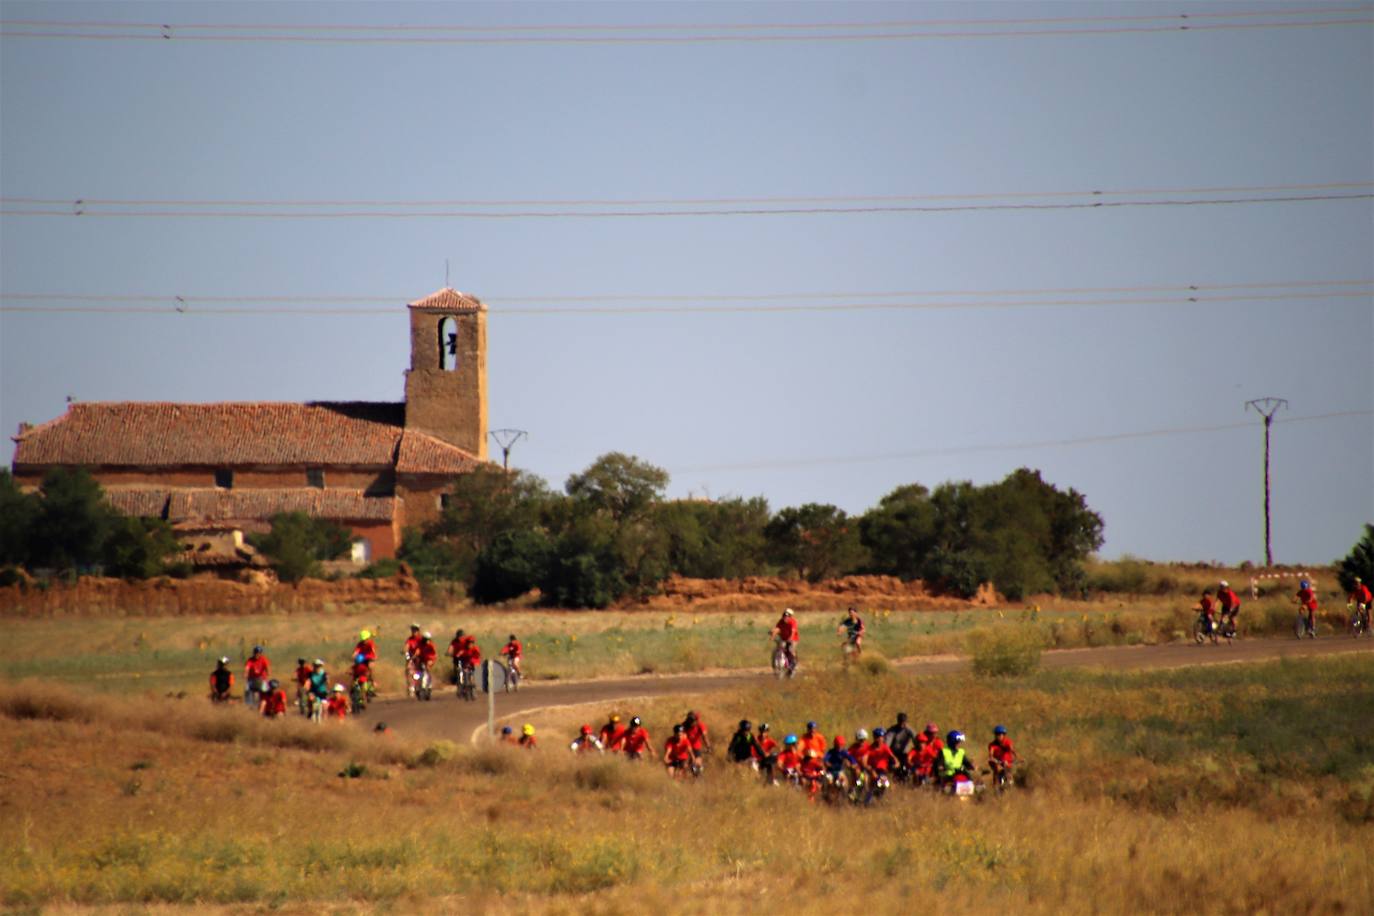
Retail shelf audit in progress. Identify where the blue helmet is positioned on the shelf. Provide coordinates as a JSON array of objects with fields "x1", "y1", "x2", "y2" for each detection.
[
  {"x1": 501, "y1": 725, "x2": 513, "y2": 735},
  {"x1": 784, "y1": 734, "x2": 798, "y2": 746},
  {"x1": 1300, "y1": 579, "x2": 1310, "y2": 589},
  {"x1": 252, "y1": 645, "x2": 263, "y2": 654},
  {"x1": 354, "y1": 652, "x2": 367, "y2": 665},
  {"x1": 993, "y1": 725, "x2": 1008, "y2": 736},
  {"x1": 806, "y1": 721, "x2": 818, "y2": 730},
  {"x1": 947, "y1": 730, "x2": 965, "y2": 745},
  {"x1": 872, "y1": 727, "x2": 887, "y2": 738}
]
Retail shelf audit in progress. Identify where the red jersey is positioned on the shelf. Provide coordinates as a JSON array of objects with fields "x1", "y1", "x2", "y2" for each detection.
[
  {"x1": 776, "y1": 750, "x2": 803, "y2": 773},
  {"x1": 599, "y1": 724, "x2": 627, "y2": 751},
  {"x1": 1349, "y1": 584, "x2": 1372, "y2": 605},
  {"x1": 754, "y1": 735, "x2": 779, "y2": 759},
  {"x1": 415, "y1": 641, "x2": 438, "y2": 665},
  {"x1": 503, "y1": 639, "x2": 522, "y2": 660},
  {"x1": 915, "y1": 737, "x2": 944, "y2": 775},
  {"x1": 684, "y1": 721, "x2": 708, "y2": 752},
  {"x1": 774, "y1": 617, "x2": 799, "y2": 643},
  {"x1": 244, "y1": 655, "x2": 270, "y2": 681},
  {"x1": 664, "y1": 736, "x2": 694, "y2": 763},
  {"x1": 519, "y1": 734, "x2": 538, "y2": 750},
  {"x1": 354, "y1": 639, "x2": 377, "y2": 664},
  {"x1": 850, "y1": 740, "x2": 871, "y2": 767},
  {"x1": 1297, "y1": 587, "x2": 1318, "y2": 610},
  {"x1": 800, "y1": 755, "x2": 825, "y2": 779},
  {"x1": 1199, "y1": 595, "x2": 1215, "y2": 618},
  {"x1": 1217, "y1": 588, "x2": 1241, "y2": 612},
  {"x1": 463, "y1": 642, "x2": 482, "y2": 665},
  {"x1": 325, "y1": 695, "x2": 348, "y2": 719},
  {"x1": 350, "y1": 661, "x2": 370, "y2": 684},
  {"x1": 294, "y1": 663, "x2": 312, "y2": 687},
  {"x1": 989, "y1": 737, "x2": 1017, "y2": 765},
  {"x1": 799, "y1": 731, "x2": 826, "y2": 756},
  {"x1": 622, "y1": 727, "x2": 651, "y2": 756},
  {"x1": 404, "y1": 634, "x2": 423, "y2": 659},
  {"x1": 261, "y1": 690, "x2": 288, "y2": 716},
  {"x1": 866, "y1": 742, "x2": 899, "y2": 772}
]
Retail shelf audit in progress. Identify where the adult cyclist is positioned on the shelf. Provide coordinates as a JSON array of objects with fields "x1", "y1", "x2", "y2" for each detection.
[
  {"x1": 770, "y1": 608, "x2": 800, "y2": 677},
  {"x1": 1296, "y1": 579, "x2": 1319, "y2": 638},
  {"x1": 1348, "y1": 576, "x2": 1372, "y2": 635},
  {"x1": 1217, "y1": 580, "x2": 1242, "y2": 638},
  {"x1": 837, "y1": 606, "x2": 865, "y2": 662}
]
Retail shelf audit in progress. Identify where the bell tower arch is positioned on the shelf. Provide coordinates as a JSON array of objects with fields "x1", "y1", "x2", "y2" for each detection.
[{"x1": 403, "y1": 288, "x2": 488, "y2": 459}]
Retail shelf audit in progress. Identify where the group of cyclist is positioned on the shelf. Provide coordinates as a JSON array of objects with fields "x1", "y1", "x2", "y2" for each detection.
[
  {"x1": 206, "y1": 624, "x2": 525, "y2": 719},
  {"x1": 502, "y1": 708, "x2": 1016, "y2": 802},
  {"x1": 1194, "y1": 576, "x2": 1372, "y2": 641},
  {"x1": 768, "y1": 606, "x2": 867, "y2": 676}
]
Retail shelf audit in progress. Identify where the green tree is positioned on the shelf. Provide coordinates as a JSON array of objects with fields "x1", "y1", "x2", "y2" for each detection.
[
  {"x1": 539, "y1": 513, "x2": 627, "y2": 609},
  {"x1": 656, "y1": 497, "x2": 770, "y2": 579},
  {"x1": 249, "y1": 512, "x2": 352, "y2": 583},
  {"x1": 426, "y1": 467, "x2": 552, "y2": 574},
  {"x1": 103, "y1": 516, "x2": 181, "y2": 579},
  {"x1": 1336, "y1": 523, "x2": 1374, "y2": 592},
  {"x1": 859, "y1": 484, "x2": 936, "y2": 579},
  {"x1": 0, "y1": 471, "x2": 38, "y2": 566},
  {"x1": 565, "y1": 452, "x2": 669, "y2": 521},
  {"x1": 28, "y1": 467, "x2": 115, "y2": 571},
  {"x1": 472, "y1": 529, "x2": 554, "y2": 604},
  {"x1": 397, "y1": 529, "x2": 467, "y2": 582},
  {"x1": 764, "y1": 503, "x2": 868, "y2": 582}
]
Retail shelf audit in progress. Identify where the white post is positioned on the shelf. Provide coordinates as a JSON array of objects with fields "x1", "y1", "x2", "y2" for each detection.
[{"x1": 486, "y1": 659, "x2": 495, "y2": 740}]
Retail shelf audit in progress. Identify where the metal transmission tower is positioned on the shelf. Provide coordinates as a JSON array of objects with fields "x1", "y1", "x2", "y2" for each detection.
[
  {"x1": 487, "y1": 429, "x2": 527, "y2": 471},
  {"x1": 1245, "y1": 397, "x2": 1288, "y2": 566}
]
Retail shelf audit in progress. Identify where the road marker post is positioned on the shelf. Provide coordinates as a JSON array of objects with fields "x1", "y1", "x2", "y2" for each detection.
[{"x1": 486, "y1": 659, "x2": 495, "y2": 740}]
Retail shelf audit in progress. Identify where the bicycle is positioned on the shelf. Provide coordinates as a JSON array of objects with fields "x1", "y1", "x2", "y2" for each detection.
[
  {"x1": 1295, "y1": 609, "x2": 1318, "y2": 639},
  {"x1": 349, "y1": 678, "x2": 369, "y2": 714},
  {"x1": 1348, "y1": 603, "x2": 1370, "y2": 638},
  {"x1": 1192, "y1": 614, "x2": 1218, "y2": 645},
  {"x1": 456, "y1": 661, "x2": 476, "y2": 702},
  {"x1": 502, "y1": 656, "x2": 521, "y2": 692},
  {"x1": 411, "y1": 666, "x2": 433, "y2": 701},
  {"x1": 771, "y1": 639, "x2": 798, "y2": 679},
  {"x1": 840, "y1": 634, "x2": 862, "y2": 666}
]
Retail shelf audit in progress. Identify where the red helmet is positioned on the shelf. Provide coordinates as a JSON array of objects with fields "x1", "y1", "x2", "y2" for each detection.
[
  {"x1": 833, "y1": 735, "x2": 847, "y2": 748},
  {"x1": 580, "y1": 724, "x2": 592, "y2": 735}
]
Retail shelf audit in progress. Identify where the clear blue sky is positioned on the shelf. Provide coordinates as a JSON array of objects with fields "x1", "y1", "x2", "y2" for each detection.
[{"x1": 2, "y1": 2, "x2": 1371, "y2": 565}]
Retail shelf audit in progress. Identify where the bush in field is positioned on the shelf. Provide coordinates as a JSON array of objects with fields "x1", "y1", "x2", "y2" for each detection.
[
  {"x1": 27, "y1": 467, "x2": 116, "y2": 572},
  {"x1": 248, "y1": 512, "x2": 352, "y2": 583},
  {"x1": 967, "y1": 628, "x2": 1042, "y2": 677},
  {"x1": 1336, "y1": 523, "x2": 1374, "y2": 592},
  {"x1": 103, "y1": 516, "x2": 181, "y2": 579},
  {"x1": 354, "y1": 557, "x2": 402, "y2": 579}
]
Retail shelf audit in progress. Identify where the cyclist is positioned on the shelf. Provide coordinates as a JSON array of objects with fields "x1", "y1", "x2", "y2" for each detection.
[
  {"x1": 306, "y1": 659, "x2": 330, "y2": 721},
  {"x1": 570, "y1": 724, "x2": 604, "y2": 754},
  {"x1": 837, "y1": 606, "x2": 865, "y2": 660},
  {"x1": 349, "y1": 652, "x2": 372, "y2": 705},
  {"x1": 293, "y1": 657, "x2": 312, "y2": 712},
  {"x1": 499, "y1": 725, "x2": 519, "y2": 745},
  {"x1": 448, "y1": 629, "x2": 478, "y2": 693},
  {"x1": 799, "y1": 721, "x2": 827, "y2": 757},
  {"x1": 354, "y1": 629, "x2": 378, "y2": 667},
  {"x1": 1217, "y1": 580, "x2": 1242, "y2": 636},
  {"x1": 775, "y1": 734, "x2": 804, "y2": 783},
  {"x1": 728, "y1": 720, "x2": 761, "y2": 764},
  {"x1": 937, "y1": 730, "x2": 976, "y2": 789},
  {"x1": 770, "y1": 608, "x2": 800, "y2": 676},
  {"x1": 799, "y1": 748, "x2": 826, "y2": 798},
  {"x1": 866, "y1": 727, "x2": 900, "y2": 778},
  {"x1": 598, "y1": 714, "x2": 627, "y2": 752},
  {"x1": 849, "y1": 728, "x2": 872, "y2": 769},
  {"x1": 244, "y1": 645, "x2": 271, "y2": 708},
  {"x1": 209, "y1": 657, "x2": 234, "y2": 703},
  {"x1": 682, "y1": 711, "x2": 711, "y2": 759},
  {"x1": 1196, "y1": 589, "x2": 1219, "y2": 644},
  {"x1": 912, "y1": 723, "x2": 943, "y2": 784},
  {"x1": 754, "y1": 722, "x2": 779, "y2": 777},
  {"x1": 622, "y1": 717, "x2": 651, "y2": 760},
  {"x1": 414, "y1": 632, "x2": 438, "y2": 693},
  {"x1": 823, "y1": 735, "x2": 858, "y2": 784},
  {"x1": 404, "y1": 624, "x2": 424, "y2": 694},
  {"x1": 1348, "y1": 576, "x2": 1372, "y2": 633},
  {"x1": 502, "y1": 633, "x2": 522, "y2": 678},
  {"x1": 885, "y1": 712, "x2": 917, "y2": 779},
  {"x1": 324, "y1": 684, "x2": 350, "y2": 721},
  {"x1": 1296, "y1": 579, "x2": 1319, "y2": 637},
  {"x1": 259, "y1": 679, "x2": 288, "y2": 718},
  {"x1": 518, "y1": 723, "x2": 538, "y2": 750},
  {"x1": 663, "y1": 724, "x2": 695, "y2": 775},
  {"x1": 987, "y1": 725, "x2": 1017, "y2": 785}
]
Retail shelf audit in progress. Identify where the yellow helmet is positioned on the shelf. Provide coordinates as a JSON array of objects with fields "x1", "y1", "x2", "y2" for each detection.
[
  {"x1": 522, "y1": 723, "x2": 535, "y2": 736},
  {"x1": 610, "y1": 714, "x2": 621, "y2": 723},
  {"x1": 360, "y1": 629, "x2": 372, "y2": 640}
]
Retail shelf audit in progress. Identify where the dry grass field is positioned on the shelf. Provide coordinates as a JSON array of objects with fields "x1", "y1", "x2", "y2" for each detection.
[{"x1": 3, "y1": 650, "x2": 1371, "y2": 912}]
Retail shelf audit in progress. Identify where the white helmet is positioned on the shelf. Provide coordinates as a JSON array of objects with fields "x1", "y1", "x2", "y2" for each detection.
[
  {"x1": 333, "y1": 683, "x2": 346, "y2": 693},
  {"x1": 1219, "y1": 580, "x2": 1228, "y2": 588},
  {"x1": 313, "y1": 658, "x2": 325, "y2": 667},
  {"x1": 422, "y1": 631, "x2": 432, "y2": 639},
  {"x1": 782, "y1": 608, "x2": 794, "y2": 617},
  {"x1": 854, "y1": 728, "x2": 869, "y2": 741},
  {"x1": 218, "y1": 656, "x2": 229, "y2": 664}
]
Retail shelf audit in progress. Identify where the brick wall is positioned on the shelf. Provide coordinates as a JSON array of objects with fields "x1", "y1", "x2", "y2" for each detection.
[{"x1": 404, "y1": 308, "x2": 487, "y2": 459}]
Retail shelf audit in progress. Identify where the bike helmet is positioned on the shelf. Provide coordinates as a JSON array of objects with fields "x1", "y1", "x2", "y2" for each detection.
[
  {"x1": 895, "y1": 712, "x2": 908, "y2": 724},
  {"x1": 522, "y1": 723, "x2": 534, "y2": 736},
  {"x1": 267, "y1": 679, "x2": 279, "y2": 690},
  {"x1": 738, "y1": 719, "x2": 751, "y2": 730},
  {"x1": 610, "y1": 714, "x2": 621, "y2": 724},
  {"x1": 509, "y1": 633, "x2": 517, "y2": 640},
  {"x1": 673, "y1": 724, "x2": 685, "y2": 735},
  {"x1": 502, "y1": 725, "x2": 513, "y2": 735},
  {"x1": 410, "y1": 622, "x2": 421, "y2": 631},
  {"x1": 784, "y1": 733, "x2": 798, "y2": 746},
  {"x1": 297, "y1": 657, "x2": 306, "y2": 665},
  {"x1": 758, "y1": 722, "x2": 770, "y2": 733},
  {"x1": 218, "y1": 656, "x2": 229, "y2": 664},
  {"x1": 454, "y1": 628, "x2": 465, "y2": 637},
  {"x1": 630, "y1": 716, "x2": 642, "y2": 727},
  {"x1": 947, "y1": 730, "x2": 965, "y2": 745},
  {"x1": 833, "y1": 735, "x2": 846, "y2": 748},
  {"x1": 1300, "y1": 580, "x2": 1310, "y2": 589},
  {"x1": 873, "y1": 727, "x2": 887, "y2": 739},
  {"x1": 313, "y1": 658, "x2": 325, "y2": 667},
  {"x1": 782, "y1": 608, "x2": 794, "y2": 617},
  {"x1": 806, "y1": 720, "x2": 817, "y2": 730},
  {"x1": 580, "y1": 724, "x2": 593, "y2": 735},
  {"x1": 854, "y1": 728, "x2": 869, "y2": 742},
  {"x1": 333, "y1": 684, "x2": 346, "y2": 693},
  {"x1": 421, "y1": 631, "x2": 432, "y2": 640},
  {"x1": 354, "y1": 652, "x2": 367, "y2": 665},
  {"x1": 1219, "y1": 580, "x2": 1228, "y2": 588},
  {"x1": 994, "y1": 725, "x2": 1008, "y2": 735},
  {"x1": 251, "y1": 645, "x2": 263, "y2": 654},
  {"x1": 925, "y1": 722, "x2": 938, "y2": 734},
  {"x1": 359, "y1": 629, "x2": 372, "y2": 640}
]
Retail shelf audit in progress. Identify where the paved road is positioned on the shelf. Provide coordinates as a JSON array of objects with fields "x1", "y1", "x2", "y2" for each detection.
[{"x1": 371, "y1": 637, "x2": 1374, "y2": 745}]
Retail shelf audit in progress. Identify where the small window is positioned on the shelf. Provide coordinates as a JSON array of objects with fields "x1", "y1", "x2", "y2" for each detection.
[
  {"x1": 306, "y1": 468, "x2": 325, "y2": 489},
  {"x1": 439, "y1": 493, "x2": 452, "y2": 511},
  {"x1": 439, "y1": 316, "x2": 458, "y2": 371},
  {"x1": 214, "y1": 469, "x2": 234, "y2": 489}
]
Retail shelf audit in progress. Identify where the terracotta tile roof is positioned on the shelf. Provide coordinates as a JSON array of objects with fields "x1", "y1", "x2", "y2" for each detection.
[
  {"x1": 407, "y1": 287, "x2": 485, "y2": 311},
  {"x1": 105, "y1": 487, "x2": 395, "y2": 522},
  {"x1": 13, "y1": 401, "x2": 406, "y2": 468},
  {"x1": 395, "y1": 430, "x2": 481, "y2": 475}
]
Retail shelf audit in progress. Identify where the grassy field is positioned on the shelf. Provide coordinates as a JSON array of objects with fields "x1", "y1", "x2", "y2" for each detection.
[
  {"x1": 2, "y1": 653, "x2": 1371, "y2": 911},
  {"x1": 5, "y1": 588, "x2": 1356, "y2": 699}
]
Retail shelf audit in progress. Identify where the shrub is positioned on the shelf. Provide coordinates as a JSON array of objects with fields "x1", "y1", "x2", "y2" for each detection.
[
  {"x1": 249, "y1": 512, "x2": 352, "y2": 583},
  {"x1": 355, "y1": 557, "x2": 402, "y2": 579},
  {"x1": 472, "y1": 529, "x2": 552, "y2": 604},
  {"x1": 967, "y1": 628, "x2": 1042, "y2": 677},
  {"x1": 416, "y1": 740, "x2": 457, "y2": 767}
]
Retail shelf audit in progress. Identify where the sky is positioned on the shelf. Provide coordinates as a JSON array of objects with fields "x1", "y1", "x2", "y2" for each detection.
[{"x1": 1, "y1": 1, "x2": 1371, "y2": 566}]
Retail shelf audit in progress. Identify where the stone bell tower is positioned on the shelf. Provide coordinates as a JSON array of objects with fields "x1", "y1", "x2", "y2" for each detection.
[{"x1": 403, "y1": 288, "x2": 488, "y2": 459}]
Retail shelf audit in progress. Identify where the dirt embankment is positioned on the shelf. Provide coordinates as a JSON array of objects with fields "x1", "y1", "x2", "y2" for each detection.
[
  {"x1": 0, "y1": 571, "x2": 422, "y2": 617},
  {"x1": 624, "y1": 574, "x2": 999, "y2": 613}
]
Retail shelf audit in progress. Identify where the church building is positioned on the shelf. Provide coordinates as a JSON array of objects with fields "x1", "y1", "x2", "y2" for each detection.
[{"x1": 10, "y1": 288, "x2": 491, "y2": 562}]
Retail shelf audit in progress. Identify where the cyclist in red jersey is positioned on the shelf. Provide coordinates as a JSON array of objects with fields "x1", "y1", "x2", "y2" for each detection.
[
  {"x1": 1216, "y1": 580, "x2": 1241, "y2": 635},
  {"x1": 682, "y1": 711, "x2": 711, "y2": 758},
  {"x1": 259, "y1": 679, "x2": 288, "y2": 718},
  {"x1": 570, "y1": 724, "x2": 604, "y2": 754},
  {"x1": 663, "y1": 724, "x2": 695, "y2": 775},
  {"x1": 244, "y1": 646, "x2": 271, "y2": 707},
  {"x1": 865, "y1": 728, "x2": 900, "y2": 776},
  {"x1": 598, "y1": 714, "x2": 627, "y2": 751},
  {"x1": 1296, "y1": 579, "x2": 1319, "y2": 636},
  {"x1": 849, "y1": 728, "x2": 872, "y2": 768},
  {"x1": 518, "y1": 723, "x2": 538, "y2": 750},
  {"x1": 770, "y1": 608, "x2": 800, "y2": 674},
  {"x1": 775, "y1": 734, "x2": 803, "y2": 782},
  {"x1": 622, "y1": 717, "x2": 651, "y2": 759},
  {"x1": 324, "y1": 684, "x2": 349, "y2": 721},
  {"x1": 987, "y1": 725, "x2": 1017, "y2": 785},
  {"x1": 502, "y1": 634, "x2": 522, "y2": 675},
  {"x1": 1196, "y1": 589, "x2": 1218, "y2": 644}
]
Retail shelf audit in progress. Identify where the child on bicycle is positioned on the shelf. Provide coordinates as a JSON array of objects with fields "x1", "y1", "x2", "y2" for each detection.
[
  {"x1": 837, "y1": 606, "x2": 865, "y2": 658},
  {"x1": 1197, "y1": 589, "x2": 1218, "y2": 644},
  {"x1": 259, "y1": 679, "x2": 288, "y2": 718},
  {"x1": 988, "y1": 725, "x2": 1016, "y2": 785},
  {"x1": 1296, "y1": 579, "x2": 1319, "y2": 636},
  {"x1": 209, "y1": 657, "x2": 234, "y2": 703},
  {"x1": 502, "y1": 634, "x2": 522, "y2": 676},
  {"x1": 770, "y1": 609, "x2": 799, "y2": 674}
]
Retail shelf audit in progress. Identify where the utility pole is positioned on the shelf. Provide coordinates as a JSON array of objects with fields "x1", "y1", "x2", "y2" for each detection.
[
  {"x1": 1245, "y1": 397, "x2": 1288, "y2": 567},
  {"x1": 488, "y1": 429, "x2": 527, "y2": 471}
]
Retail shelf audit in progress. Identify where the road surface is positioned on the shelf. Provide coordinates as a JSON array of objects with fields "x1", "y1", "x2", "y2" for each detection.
[{"x1": 371, "y1": 637, "x2": 1374, "y2": 745}]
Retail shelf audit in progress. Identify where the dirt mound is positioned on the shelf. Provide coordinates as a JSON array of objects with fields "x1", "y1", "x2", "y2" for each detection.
[{"x1": 627, "y1": 575, "x2": 998, "y2": 612}]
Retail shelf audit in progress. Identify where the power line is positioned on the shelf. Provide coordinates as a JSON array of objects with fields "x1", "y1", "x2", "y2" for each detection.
[
  {"x1": 669, "y1": 410, "x2": 1373, "y2": 474},
  {"x1": 3, "y1": 193, "x2": 1370, "y2": 221},
  {"x1": 5, "y1": 181, "x2": 1369, "y2": 209},
  {"x1": 4, "y1": 7, "x2": 1367, "y2": 33},
  {"x1": 2, "y1": 290, "x2": 1368, "y2": 317},
  {"x1": 3, "y1": 278, "x2": 1368, "y2": 307},
  {"x1": 2, "y1": 17, "x2": 1370, "y2": 44}
]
